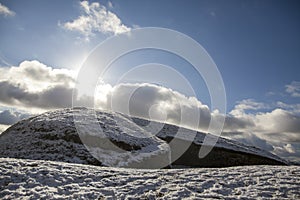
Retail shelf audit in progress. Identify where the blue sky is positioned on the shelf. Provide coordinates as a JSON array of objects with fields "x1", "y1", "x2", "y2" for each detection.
[
  {"x1": 1, "y1": 0, "x2": 300, "y2": 109},
  {"x1": 0, "y1": 0, "x2": 300, "y2": 162}
]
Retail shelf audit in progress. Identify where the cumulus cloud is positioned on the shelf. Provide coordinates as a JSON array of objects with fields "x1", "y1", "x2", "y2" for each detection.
[
  {"x1": 255, "y1": 109, "x2": 300, "y2": 135},
  {"x1": 286, "y1": 81, "x2": 300, "y2": 97},
  {"x1": 0, "y1": 3, "x2": 15, "y2": 17},
  {"x1": 0, "y1": 60, "x2": 75, "y2": 92},
  {"x1": 223, "y1": 115, "x2": 255, "y2": 131},
  {"x1": 228, "y1": 100, "x2": 300, "y2": 135},
  {"x1": 229, "y1": 99, "x2": 267, "y2": 117},
  {"x1": 62, "y1": 0, "x2": 130, "y2": 39},
  {"x1": 0, "y1": 60, "x2": 76, "y2": 112},
  {"x1": 223, "y1": 99, "x2": 300, "y2": 162},
  {"x1": 276, "y1": 101, "x2": 300, "y2": 114},
  {"x1": 94, "y1": 83, "x2": 212, "y2": 131}
]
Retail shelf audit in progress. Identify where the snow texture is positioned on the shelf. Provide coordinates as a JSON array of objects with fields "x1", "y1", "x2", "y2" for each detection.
[{"x1": 0, "y1": 157, "x2": 299, "y2": 199}]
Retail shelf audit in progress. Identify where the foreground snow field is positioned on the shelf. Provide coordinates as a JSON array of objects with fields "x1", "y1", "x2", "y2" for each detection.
[{"x1": 0, "y1": 158, "x2": 299, "y2": 199}]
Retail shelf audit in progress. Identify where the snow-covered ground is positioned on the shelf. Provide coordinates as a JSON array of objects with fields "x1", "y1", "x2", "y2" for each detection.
[{"x1": 0, "y1": 157, "x2": 299, "y2": 199}]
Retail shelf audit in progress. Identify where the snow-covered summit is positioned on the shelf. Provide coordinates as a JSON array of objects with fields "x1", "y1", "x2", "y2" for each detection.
[{"x1": 0, "y1": 108, "x2": 288, "y2": 168}]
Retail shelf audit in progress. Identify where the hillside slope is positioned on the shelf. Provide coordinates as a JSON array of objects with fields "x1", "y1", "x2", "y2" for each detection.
[{"x1": 0, "y1": 108, "x2": 287, "y2": 168}]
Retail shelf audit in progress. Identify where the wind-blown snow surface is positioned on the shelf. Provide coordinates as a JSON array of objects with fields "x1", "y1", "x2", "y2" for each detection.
[{"x1": 0, "y1": 158, "x2": 299, "y2": 199}]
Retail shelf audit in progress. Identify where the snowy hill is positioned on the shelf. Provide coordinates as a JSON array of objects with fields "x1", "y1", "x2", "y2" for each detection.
[
  {"x1": 0, "y1": 108, "x2": 288, "y2": 168},
  {"x1": 0, "y1": 158, "x2": 299, "y2": 199}
]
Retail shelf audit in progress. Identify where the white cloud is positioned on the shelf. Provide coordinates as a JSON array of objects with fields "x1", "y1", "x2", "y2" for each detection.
[
  {"x1": 94, "y1": 82, "x2": 212, "y2": 131},
  {"x1": 228, "y1": 99, "x2": 300, "y2": 141},
  {"x1": 0, "y1": 3, "x2": 15, "y2": 17},
  {"x1": 254, "y1": 109, "x2": 300, "y2": 135},
  {"x1": 229, "y1": 99, "x2": 267, "y2": 117},
  {"x1": 223, "y1": 98, "x2": 300, "y2": 162},
  {"x1": 276, "y1": 101, "x2": 300, "y2": 114},
  {"x1": 62, "y1": 0, "x2": 130, "y2": 39},
  {"x1": 0, "y1": 60, "x2": 77, "y2": 112},
  {"x1": 286, "y1": 81, "x2": 300, "y2": 97},
  {"x1": 0, "y1": 60, "x2": 75, "y2": 92}
]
